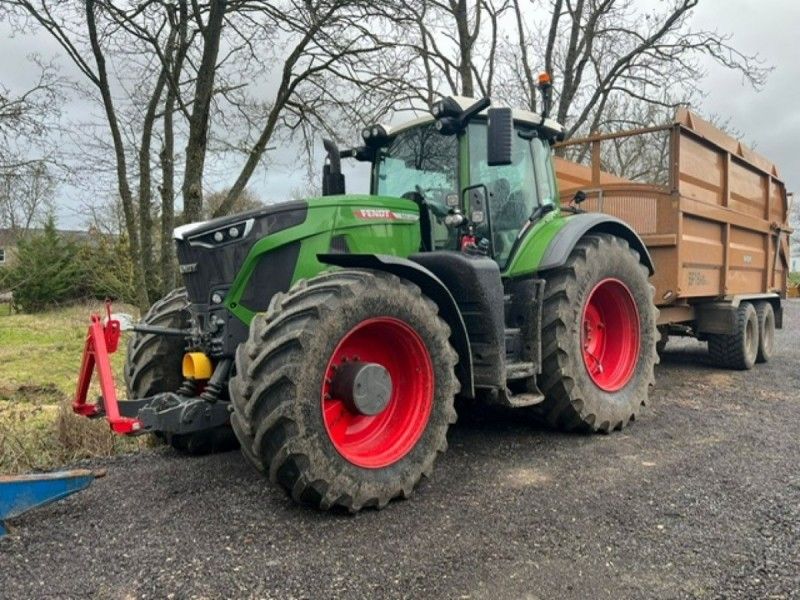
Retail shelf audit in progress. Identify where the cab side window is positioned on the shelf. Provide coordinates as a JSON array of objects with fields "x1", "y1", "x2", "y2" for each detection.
[{"x1": 531, "y1": 138, "x2": 557, "y2": 206}]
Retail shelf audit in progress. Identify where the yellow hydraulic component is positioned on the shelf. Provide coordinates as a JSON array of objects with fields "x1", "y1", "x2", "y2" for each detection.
[{"x1": 182, "y1": 352, "x2": 213, "y2": 380}]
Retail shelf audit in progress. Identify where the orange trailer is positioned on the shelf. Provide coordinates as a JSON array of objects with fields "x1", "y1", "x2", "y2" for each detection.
[{"x1": 554, "y1": 109, "x2": 792, "y2": 367}]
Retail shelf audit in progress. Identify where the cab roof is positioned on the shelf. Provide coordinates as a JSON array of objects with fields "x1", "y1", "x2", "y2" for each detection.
[{"x1": 385, "y1": 96, "x2": 566, "y2": 138}]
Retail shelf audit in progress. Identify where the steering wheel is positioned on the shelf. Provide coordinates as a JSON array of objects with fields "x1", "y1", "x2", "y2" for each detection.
[{"x1": 415, "y1": 185, "x2": 451, "y2": 219}]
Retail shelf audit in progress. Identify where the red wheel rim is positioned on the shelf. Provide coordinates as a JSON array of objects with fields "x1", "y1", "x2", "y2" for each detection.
[
  {"x1": 321, "y1": 317, "x2": 434, "y2": 469},
  {"x1": 581, "y1": 278, "x2": 640, "y2": 392}
]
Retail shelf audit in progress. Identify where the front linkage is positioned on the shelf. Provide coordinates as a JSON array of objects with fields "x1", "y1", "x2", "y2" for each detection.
[{"x1": 73, "y1": 302, "x2": 230, "y2": 437}]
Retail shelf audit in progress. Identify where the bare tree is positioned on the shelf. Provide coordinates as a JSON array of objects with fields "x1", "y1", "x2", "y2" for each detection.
[
  {"x1": 3, "y1": 0, "x2": 219, "y2": 304},
  {"x1": 211, "y1": 0, "x2": 412, "y2": 217},
  {"x1": 158, "y1": 1, "x2": 191, "y2": 290},
  {"x1": 0, "y1": 58, "x2": 62, "y2": 176},
  {"x1": 382, "y1": 0, "x2": 768, "y2": 136},
  {"x1": 0, "y1": 0, "x2": 173, "y2": 307},
  {"x1": 0, "y1": 163, "x2": 55, "y2": 232},
  {"x1": 203, "y1": 187, "x2": 261, "y2": 219},
  {"x1": 180, "y1": 0, "x2": 226, "y2": 222},
  {"x1": 380, "y1": 0, "x2": 512, "y2": 105},
  {"x1": 507, "y1": 0, "x2": 769, "y2": 137},
  {"x1": 0, "y1": 56, "x2": 63, "y2": 235}
]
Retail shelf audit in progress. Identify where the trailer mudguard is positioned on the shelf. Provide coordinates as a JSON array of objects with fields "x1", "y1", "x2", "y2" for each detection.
[
  {"x1": 538, "y1": 213, "x2": 655, "y2": 275},
  {"x1": 317, "y1": 253, "x2": 475, "y2": 398}
]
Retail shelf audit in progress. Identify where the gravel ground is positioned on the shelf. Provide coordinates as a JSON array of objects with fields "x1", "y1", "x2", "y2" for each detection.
[{"x1": 2, "y1": 300, "x2": 799, "y2": 600}]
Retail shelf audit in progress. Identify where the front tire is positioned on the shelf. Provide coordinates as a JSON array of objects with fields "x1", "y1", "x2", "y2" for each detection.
[
  {"x1": 229, "y1": 269, "x2": 459, "y2": 511},
  {"x1": 535, "y1": 233, "x2": 658, "y2": 432},
  {"x1": 125, "y1": 288, "x2": 189, "y2": 398}
]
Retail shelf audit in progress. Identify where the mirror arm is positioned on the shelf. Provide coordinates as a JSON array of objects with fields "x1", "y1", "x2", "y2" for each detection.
[{"x1": 458, "y1": 97, "x2": 491, "y2": 127}]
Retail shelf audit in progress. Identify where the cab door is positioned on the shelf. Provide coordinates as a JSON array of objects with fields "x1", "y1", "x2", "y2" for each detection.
[{"x1": 466, "y1": 123, "x2": 557, "y2": 267}]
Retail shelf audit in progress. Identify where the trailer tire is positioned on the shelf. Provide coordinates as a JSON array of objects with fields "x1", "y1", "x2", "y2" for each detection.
[
  {"x1": 707, "y1": 302, "x2": 758, "y2": 370},
  {"x1": 229, "y1": 269, "x2": 459, "y2": 512},
  {"x1": 754, "y1": 302, "x2": 776, "y2": 363},
  {"x1": 656, "y1": 326, "x2": 669, "y2": 355},
  {"x1": 534, "y1": 233, "x2": 658, "y2": 432},
  {"x1": 125, "y1": 288, "x2": 238, "y2": 454}
]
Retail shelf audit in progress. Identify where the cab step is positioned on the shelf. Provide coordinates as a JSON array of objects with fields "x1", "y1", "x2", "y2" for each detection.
[{"x1": 503, "y1": 391, "x2": 545, "y2": 407}]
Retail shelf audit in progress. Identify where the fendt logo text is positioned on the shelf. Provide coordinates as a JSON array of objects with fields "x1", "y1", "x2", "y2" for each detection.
[{"x1": 354, "y1": 208, "x2": 419, "y2": 222}]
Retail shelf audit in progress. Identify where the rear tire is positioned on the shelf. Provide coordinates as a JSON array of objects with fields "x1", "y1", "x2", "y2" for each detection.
[
  {"x1": 754, "y1": 302, "x2": 775, "y2": 364},
  {"x1": 125, "y1": 288, "x2": 237, "y2": 454},
  {"x1": 535, "y1": 233, "x2": 658, "y2": 432},
  {"x1": 229, "y1": 269, "x2": 459, "y2": 511},
  {"x1": 707, "y1": 302, "x2": 758, "y2": 370}
]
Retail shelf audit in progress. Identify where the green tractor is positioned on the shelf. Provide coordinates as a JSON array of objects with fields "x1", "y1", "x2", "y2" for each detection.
[{"x1": 112, "y1": 94, "x2": 657, "y2": 511}]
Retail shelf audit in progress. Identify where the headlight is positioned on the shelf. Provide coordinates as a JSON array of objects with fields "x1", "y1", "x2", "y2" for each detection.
[
  {"x1": 186, "y1": 218, "x2": 254, "y2": 248},
  {"x1": 362, "y1": 124, "x2": 390, "y2": 148}
]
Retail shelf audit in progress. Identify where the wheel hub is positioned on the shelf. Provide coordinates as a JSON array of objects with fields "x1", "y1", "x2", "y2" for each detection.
[
  {"x1": 331, "y1": 361, "x2": 393, "y2": 416},
  {"x1": 581, "y1": 278, "x2": 640, "y2": 392},
  {"x1": 321, "y1": 317, "x2": 434, "y2": 469}
]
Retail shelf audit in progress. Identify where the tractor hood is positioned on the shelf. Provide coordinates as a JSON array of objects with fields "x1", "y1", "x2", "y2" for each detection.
[
  {"x1": 173, "y1": 200, "x2": 308, "y2": 244},
  {"x1": 173, "y1": 200, "x2": 308, "y2": 308}
]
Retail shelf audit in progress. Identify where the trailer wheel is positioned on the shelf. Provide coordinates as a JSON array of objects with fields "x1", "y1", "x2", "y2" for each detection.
[
  {"x1": 535, "y1": 233, "x2": 657, "y2": 432},
  {"x1": 707, "y1": 302, "x2": 758, "y2": 370},
  {"x1": 125, "y1": 288, "x2": 237, "y2": 454},
  {"x1": 229, "y1": 269, "x2": 459, "y2": 511},
  {"x1": 754, "y1": 302, "x2": 776, "y2": 363},
  {"x1": 656, "y1": 326, "x2": 669, "y2": 355}
]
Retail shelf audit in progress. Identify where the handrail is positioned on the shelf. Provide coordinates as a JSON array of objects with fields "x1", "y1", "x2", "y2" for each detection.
[
  {"x1": 558, "y1": 182, "x2": 672, "y2": 195},
  {"x1": 555, "y1": 123, "x2": 673, "y2": 147}
]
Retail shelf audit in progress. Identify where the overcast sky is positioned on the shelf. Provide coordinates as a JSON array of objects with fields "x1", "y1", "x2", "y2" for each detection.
[
  {"x1": 692, "y1": 0, "x2": 800, "y2": 201},
  {"x1": 1, "y1": 1, "x2": 798, "y2": 228}
]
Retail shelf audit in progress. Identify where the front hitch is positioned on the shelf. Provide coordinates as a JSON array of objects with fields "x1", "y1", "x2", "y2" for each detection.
[
  {"x1": 72, "y1": 302, "x2": 142, "y2": 434},
  {"x1": 137, "y1": 393, "x2": 230, "y2": 435},
  {"x1": 72, "y1": 303, "x2": 230, "y2": 436}
]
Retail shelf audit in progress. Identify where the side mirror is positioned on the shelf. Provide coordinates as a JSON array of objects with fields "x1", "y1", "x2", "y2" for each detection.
[
  {"x1": 572, "y1": 190, "x2": 587, "y2": 205},
  {"x1": 487, "y1": 108, "x2": 513, "y2": 166}
]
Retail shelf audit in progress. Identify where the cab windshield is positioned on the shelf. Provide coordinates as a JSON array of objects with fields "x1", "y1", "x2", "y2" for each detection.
[{"x1": 374, "y1": 123, "x2": 458, "y2": 209}]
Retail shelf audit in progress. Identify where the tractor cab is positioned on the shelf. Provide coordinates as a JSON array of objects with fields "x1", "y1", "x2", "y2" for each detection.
[{"x1": 325, "y1": 96, "x2": 566, "y2": 268}]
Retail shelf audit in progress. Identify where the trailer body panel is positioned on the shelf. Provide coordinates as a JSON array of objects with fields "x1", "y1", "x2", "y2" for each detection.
[{"x1": 554, "y1": 109, "x2": 791, "y2": 322}]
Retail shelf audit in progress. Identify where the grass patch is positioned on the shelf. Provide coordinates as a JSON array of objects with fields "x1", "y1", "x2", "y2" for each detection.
[
  {"x1": 0, "y1": 400, "x2": 146, "y2": 475},
  {"x1": 0, "y1": 301, "x2": 137, "y2": 402},
  {"x1": 0, "y1": 300, "x2": 146, "y2": 474}
]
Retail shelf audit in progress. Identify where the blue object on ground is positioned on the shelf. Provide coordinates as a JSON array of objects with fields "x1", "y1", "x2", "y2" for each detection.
[{"x1": 0, "y1": 469, "x2": 96, "y2": 537}]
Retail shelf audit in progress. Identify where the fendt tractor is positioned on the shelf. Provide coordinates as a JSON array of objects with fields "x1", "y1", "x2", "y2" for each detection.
[{"x1": 74, "y1": 78, "x2": 787, "y2": 511}]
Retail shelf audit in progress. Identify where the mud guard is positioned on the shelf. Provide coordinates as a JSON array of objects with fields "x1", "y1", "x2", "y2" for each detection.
[
  {"x1": 317, "y1": 253, "x2": 475, "y2": 399},
  {"x1": 539, "y1": 213, "x2": 655, "y2": 275}
]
